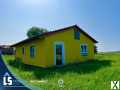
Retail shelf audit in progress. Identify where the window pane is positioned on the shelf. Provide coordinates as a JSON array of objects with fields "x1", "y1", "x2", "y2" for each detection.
[
  {"x1": 74, "y1": 29, "x2": 80, "y2": 40},
  {"x1": 22, "y1": 47, "x2": 25, "y2": 55},
  {"x1": 80, "y1": 44, "x2": 88, "y2": 56},
  {"x1": 30, "y1": 46, "x2": 35, "y2": 58},
  {"x1": 83, "y1": 45, "x2": 86, "y2": 52},
  {"x1": 81, "y1": 45, "x2": 84, "y2": 52},
  {"x1": 56, "y1": 45, "x2": 62, "y2": 54}
]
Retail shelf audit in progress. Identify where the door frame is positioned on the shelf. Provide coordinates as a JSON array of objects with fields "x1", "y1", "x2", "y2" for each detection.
[{"x1": 54, "y1": 42, "x2": 65, "y2": 66}]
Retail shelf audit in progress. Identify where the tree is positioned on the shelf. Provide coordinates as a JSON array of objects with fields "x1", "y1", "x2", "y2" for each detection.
[
  {"x1": 94, "y1": 45, "x2": 98, "y2": 54},
  {"x1": 27, "y1": 26, "x2": 48, "y2": 38}
]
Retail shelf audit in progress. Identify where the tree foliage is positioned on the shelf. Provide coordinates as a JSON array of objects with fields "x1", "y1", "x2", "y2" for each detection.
[
  {"x1": 27, "y1": 26, "x2": 48, "y2": 38},
  {"x1": 94, "y1": 45, "x2": 98, "y2": 54}
]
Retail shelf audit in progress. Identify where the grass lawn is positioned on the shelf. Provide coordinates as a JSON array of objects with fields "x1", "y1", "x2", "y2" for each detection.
[{"x1": 2, "y1": 52, "x2": 120, "y2": 90}]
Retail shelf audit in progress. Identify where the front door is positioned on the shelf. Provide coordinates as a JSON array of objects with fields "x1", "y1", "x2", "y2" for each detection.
[{"x1": 55, "y1": 43, "x2": 64, "y2": 66}]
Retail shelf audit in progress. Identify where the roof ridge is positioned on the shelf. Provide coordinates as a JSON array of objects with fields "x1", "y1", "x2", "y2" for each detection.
[{"x1": 11, "y1": 25, "x2": 98, "y2": 47}]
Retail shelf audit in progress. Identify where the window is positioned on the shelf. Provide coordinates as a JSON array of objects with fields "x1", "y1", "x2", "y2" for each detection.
[
  {"x1": 13, "y1": 47, "x2": 16, "y2": 55},
  {"x1": 30, "y1": 46, "x2": 35, "y2": 58},
  {"x1": 80, "y1": 44, "x2": 88, "y2": 56},
  {"x1": 74, "y1": 29, "x2": 80, "y2": 40},
  {"x1": 22, "y1": 47, "x2": 25, "y2": 55}
]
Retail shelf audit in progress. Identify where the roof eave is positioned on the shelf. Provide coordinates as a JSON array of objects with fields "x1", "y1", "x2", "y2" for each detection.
[{"x1": 75, "y1": 25, "x2": 98, "y2": 43}]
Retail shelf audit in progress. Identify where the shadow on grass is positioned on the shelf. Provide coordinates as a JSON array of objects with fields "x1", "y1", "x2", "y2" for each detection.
[{"x1": 8, "y1": 59, "x2": 112, "y2": 79}]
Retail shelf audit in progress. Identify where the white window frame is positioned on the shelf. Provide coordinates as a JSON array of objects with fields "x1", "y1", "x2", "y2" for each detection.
[{"x1": 80, "y1": 44, "x2": 88, "y2": 56}]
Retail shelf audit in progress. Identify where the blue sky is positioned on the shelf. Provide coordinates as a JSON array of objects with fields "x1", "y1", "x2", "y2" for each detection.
[{"x1": 0, "y1": 0, "x2": 120, "y2": 52}]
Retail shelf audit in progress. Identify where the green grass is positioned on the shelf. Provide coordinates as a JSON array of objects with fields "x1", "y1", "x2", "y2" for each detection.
[{"x1": 2, "y1": 52, "x2": 120, "y2": 90}]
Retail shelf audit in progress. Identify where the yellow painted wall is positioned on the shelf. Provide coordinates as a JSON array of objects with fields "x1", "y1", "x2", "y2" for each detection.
[
  {"x1": 15, "y1": 39, "x2": 47, "y2": 67},
  {"x1": 45, "y1": 28, "x2": 95, "y2": 67},
  {"x1": 15, "y1": 28, "x2": 95, "y2": 67}
]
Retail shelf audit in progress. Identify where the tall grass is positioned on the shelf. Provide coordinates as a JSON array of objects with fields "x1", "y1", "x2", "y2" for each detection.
[{"x1": 2, "y1": 52, "x2": 120, "y2": 90}]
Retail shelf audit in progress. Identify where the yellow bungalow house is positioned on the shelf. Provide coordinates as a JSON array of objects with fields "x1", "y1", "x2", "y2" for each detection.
[{"x1": 11, "y1": 25, "x2": 98, "y2": 67}]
